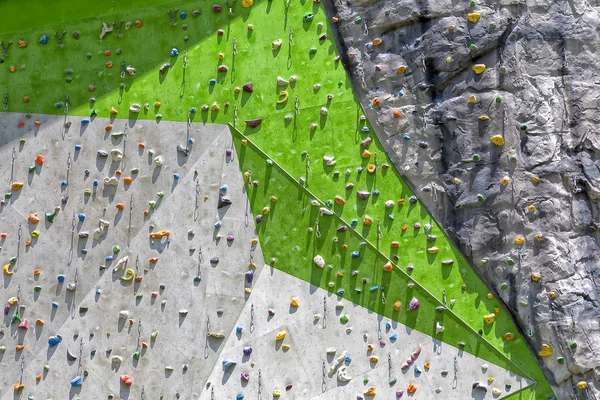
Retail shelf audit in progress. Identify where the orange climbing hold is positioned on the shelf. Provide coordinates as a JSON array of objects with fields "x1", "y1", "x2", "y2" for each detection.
[
  {"x1": 115, "y1": 169, "x2": 122, "y2": 176},
  {"x1": 135, "y1": 20, "x2": 143, "y2": 28},
  {"x1": 383, "y1": 261, "x2": 393, "y2": 272},
  {"x1": 393, "y1": 301, "x2": 401, "y2": 311},
  {"x1": 35, "y1": 155, "x2": 44, "y2": 166},
  {"x1": 372, "y1": 38, "x2": 382, "y2": 46},
  {"x1": 367, "y1": 163, "x2": 376, "y2": 173},
  {"x1": 23, "y1": 96, "x2": 29, "y2": 103},
  {"x1": 401, "y1": 224, "x2": 408, "y2": 232},
  {"x1": 372, "y1": 97, "x2": 380, "y2": 106},
  {"x1": 391, "y1": 241, "x2": 399, "y2": 248},
  {"x1": 16, "y1": 345, "x2": 24, "y2": 351},
  {"x1": 28, "y1": 213, "x2": 39, "y2": 224},
  {"x1": 17, "y1": 122, "x2": 24, "y2": 128},
  {"x1": 25, "y1": 240, "x2": 31, "y2": 246},
  {"x1": 33, "y1": 269, "x2": 41, "y2": 275},
  {"x1": 106, "y1": 61, "x2": 113, "y2": 68},
  {"x1": 332, "y1": 17, "x2": 339, "y2": 23},
  {"x1": 397, "y1": 65, "x2": 407, "y2": 74},
  {"x1": 393, "y1": 109, "x2": 401, "y2": 118},
  {"x1": 105, "y1": 124, "x2": 113, "y2": 132},
  {"x1": 120, "y1": 375, "x2": 133, "y2": 386},
  {"x1": 149, "y1": 257, "x2": 159, "y2": 263},
  {"x1": 407, "y1": 383, "x2": 417, "y2": 394},
  {"x1": 104, "y1": 50, "x2": 111, "y2": 56},
  {"x1": 123, "y1": 177, "x2": 133, "y2": 185},
  {"x1": 10, "y1": 65, "x2": 16, "y2": 72},
  {"x1": 36, "y1": 374, "x2": 42, "y2": 381},
  {"x1": 110, "y1": 107, "x2": 118, "y2": 115},
  {"x1": 362, "y1": 149, "x2": 372, "y2": 159},
  {"x1": 115, "y1": 203, "x2": 125, "y2": 210},
  {"x1": 18, "y1": 40, "x2": 27, "y2": 48},
  {"x1": 35, "y1": 121, "x2": 41, "y2": 127},
  {"x1": 150, "y1": 230, "x2": 170, "y2": 239}
]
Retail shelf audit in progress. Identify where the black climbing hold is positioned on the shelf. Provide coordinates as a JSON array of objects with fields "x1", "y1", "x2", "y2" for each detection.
[{"x1": 218, "y1": 194, "x2": 232, "y2": 209}]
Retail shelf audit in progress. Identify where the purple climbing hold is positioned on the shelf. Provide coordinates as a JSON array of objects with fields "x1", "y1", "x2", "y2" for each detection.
[
  {"x1": 225, "y1": 149, "x2": 233, "y2": 156},
  {"x1": 337, "y1": 226, "x2": 347, "y2": 232},
  {"x1": 242, "y1": 82, "x2": 253, "y2": 93},
  {"x1": 213, "y1": 4, "x2": 223, "y2": 12},
  {"x1": 255, "y1": 215, "x2": 263, "y2": 223},
  {"x1": 361, "y1": 137, "x2": 372, "y2": 148},
  {"x1": 241, "y1": 372, "x2": 250, "y2": 382},
  {"x1": 357, "y1": 191, "x2": 370, "y2": 200},
  {"x1": 396, "y1": 390, "x2": 404, "y2": 398},
  {"x1": 245, "y1": 270, "x2": 254, "y2": 283},
  {"x1": 245, "y1": 119, "x2": 262, "y2": 128},
  {"x1": 243, "y1": 346, "x2": 253, "y2": 355},
  {"x1": 407, "y1": 297, "x2": 420, "y2": 312},
  {"x1": 218, "y1": 65, "x2": 228, "y2": 73},
  {"x1": 227, "y1": 235, "x2": 234, "y2": 242},
  {"x1": 346, "y1": 183, "x2": 354, "y2": 190},
  {"x1": 3, "y1": 305, "x2": 9, "y2": 315}
]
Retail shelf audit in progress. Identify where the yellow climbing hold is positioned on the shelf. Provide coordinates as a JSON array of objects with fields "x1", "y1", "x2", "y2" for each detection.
[
  {"x1": 576, "y1": 381, "x2": 587, "y2": 390},
  {"x1": 273, "y1": 390, "x2": 281, "y2": 397},
  {"x1": 362, "y1": 149, "x2": 372, "y2": 159},
  {"x1": 484, "y1": 313, "x2": 496, "y2": 325},
  {"x1": 446, "y1": 56, "x2": 452, "y2": 63},
  {"x1": 531, "y1": 272, "x2": 541, "y2": 282},
  {"x1": 11, "y1": 182, "x2": 24, "y2": 190},
  {"x1": 8, "y1": 296, "x2": 18, "y2": 305},
  {"x1": 276, "y1": 91, "x2": 289, "y2": 104},
  {"x1": 275, "y1": 331, "x2": 287, "y2": 341},
  {"x1": 468, "y1": 95, "x2": 477, "y2": 104},
  {"x1": 363, "y1": 215, "x2": 373, "y2": 226},
  {"x1": 393, "y1": 301, "x2": 401, "y2": 311},
  {"x1": 535, "y1": 234, "x2": 543, "y2": 242},
  {"x1": 290, "y1": 297, "x2": 299, "y2": 308},
  {"x1": 3, "y1": 264, "x2": 14, "y2": 276},
  {"x1": 487, "y1": 377, "x2": 495, "y2": 383},
  {"x1": 397, "y1": 65, "x2": 407, "y2": 74},
  {"x1": 504, "y1": 332, "x2": 515, "y2": 341},
  {"x1": 369, "y1": 356, "x2": 379, "y2": 363},
  {"x1": 538, "y1": 344, "x2": 553, "y2": 357},
  {"x1": 241, "y1": 0, "x2": 254, "y2": 7},
  {"x1": 13, "y1": 382, "x2": 24, "y2": 392},
  {"x1": 121, "y1": 269, "x2": 135, "y2": 281},
  {"x1": 527, "y1": 204, "x2": 536, "y2": 212},
  {"x1": 150, "y1": 230, "x2": 170, "y2": 239},
  {"x1": 281, "y1": 344, "x2": 290, "y2": 351},
  {"x1": 449, "y1": 25, "x2": 455, "y2": 31},
  {"x1": 372, "y1": 38, "x2": 382, "y2": 46},
  {"x1": 427, "y1": 246, "x2": 439, "y2": 254},
  {"x1": 453, "y1": 177, "x2": 462, "y2": 185},
  {"x1": 479, "y1": 115, "x2": 489, "y2": 121},
  {"x1": 468, "y1": 13, "x2": 481, "y2": 23},
  {"x1": 531, "y1": 175, "x2": 540, "y2": 183},
  {"x1": 514, "y1": 236, "x2": 525, "y2": 245},
  {"x1": 487, "y1": 293, "x2": 494, "y2": 300},
  {"x1": 364, "y1": 387, "x2": 377, "y2": 396},
  {"x1": 549, "y1": 291, "x2": 557, "y2": 299},
  {"x1": 472, "y1": 64, "x2": 486, "y2": 74},
  {"x1": 491, "y1": 135, "x2": 505, "y2": 146},
  {"x1": 501, "y1": 176, "x2": 511, "y2": 186}
]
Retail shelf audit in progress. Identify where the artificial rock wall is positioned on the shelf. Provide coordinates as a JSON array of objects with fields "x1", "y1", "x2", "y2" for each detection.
[{"x1": 326, "y1": 0, "x2": 600, "y2": 398}]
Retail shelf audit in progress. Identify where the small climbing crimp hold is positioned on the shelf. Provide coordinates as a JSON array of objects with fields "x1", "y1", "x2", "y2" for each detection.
[
  {"x1": 275, "y1": 331, "x2": 286, "y2": 341},
  {"x1": 483, "y1": 313, "x2": 496, "y2": 325},
  {"x1": 504, "y1": 332, "x2": 515, "y2": 341},
  {"x1": 531, "y1": 272, "x2": 541, "y2": 282},
  {"x1": 383, "y1": 261, "x2": 393, "y2": 272},
  {"x1": 290, "y1": 297, "x2": 299, "y2": 308},
  {"x1": 120, "y1": 375, "x2": 133, "y2": 386},
  {"x1": 150, "y1": 230, "x2": 170, "y2": 239}
]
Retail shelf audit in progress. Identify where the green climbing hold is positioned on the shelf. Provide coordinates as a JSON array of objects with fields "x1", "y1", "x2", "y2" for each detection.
[
  {"x1": 500, "y1": 282, "x2": 508, "y2": 290},
  {"x1": 520, "y1": 124, "x2": 527, "y2": 130},
  {"x1": 34, "y1": 286, "x2": 41, "y2": 292},
  {"x1": 354, "y1": 16, "x2": 363, "y2": 24},
  {"x1": 470, "y1": 44, "x2": 478, "y2": 52},
  {"x1": 303, "y1": 12, "x2": 314, "y2": 22},
  {"x1": 309, "y1": 47, "x2": 317, "y2": 54},
  {"x1": 499, "y1": 66, "x2": 507, "y2": 74},
  {"x1": 570, "y1": 342, "x2": 577, "y2": 349},
  {"x1": 363, "y1": 378, "x2": 369, "y2": 384},
  {"x1": 507, "y1": 258, "x2": 515, "y2": 266},
  {"x1": 266, "y1": 159, "x2": 273, "y2": 166},
  {"x1": 11, "y1": 312, "x2": 22, "y2": 323},
  {"x1": 9, "y1": 256, "x2": 17, "y2": 265},
  {"x1": 477, "y1": 194, "x2": 485, "y2": 202},
  {"x1": 133, "y1": 351, "x2": 140, "y2": 360},
  {"x1": 472, "y1": 154, "x2": 480, "y2": 161},
  {"x1": 46, "y1": 211, "x2": 57, "y2": 222},
  {"x1": 5, "y1": 192, "x2": 12, "y2": 199},
  {"x1": 28, "y1": 165, "x2": 35, "y2": 173},
  {"x1": 556, "y1": 356, "x2": 565, "y2": 364},
  {"x1": 113, "y1": 245, "x2": 120, "y2": 254},
  {"x1": 91, "y1": 349, "x2": 96, "y2": 356},
  {"x1": 495, "y1": 95, "x2": 502, "y2": 103},
  {"x1": 340, "y1": 315, "x2": 349, "y2": 324}
]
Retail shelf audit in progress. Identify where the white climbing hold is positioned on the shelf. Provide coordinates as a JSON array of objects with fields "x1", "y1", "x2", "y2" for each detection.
[
  {"x1": 326, "y1": 348, "x2": 337, "y2": 354},
  {"x1": 93, "y1": 219, "x2": 110, "y2": 240},
  {"x1": 154, "y1": 156, "x2": 164, "y2": 167},
  {"x1": 110, "y1": 149, "x2": 123, "y2": 162},
  {"x1": 118, "y1": 310, "x2": 129, "y2": 319},
  {"x1": 99, "y1": 22, "x2": 114, "y2": 40},
  {"x1": 436, "y1": 321, "x2": 444, "y2": 335},
  {"x1": 129, "y1": 103, "x2": 141, "y2": 113},
  {"x1": 104, "y1": 176, "x2": 118, "y2": 186},
  {"x1": 113, "y1": 256, "x2": 129, "y2": 272},
  {"x1": 385, "y1": 200, "x2": 394, "y2": 208},
  {"x1": 126, "y1": 65, "x2": 137, "y2": 75},
  {"x1": 277, "y1": 76, "x2": 288, "y2": 86},
  {"x1": 323, "y1": 155, "x2": 336, "y2": 166},
  {"x1": 337, "y1": 366, "x2": 352, "y2": 382},
  {"x1": 311, "y1": 199, "x2": 320, "y2": 206},
  {"x1": 328, "y1": 350, "x2": 347, "y2": 376},
  {"x1": 314, "y1": 255, "x2": 325, "y2": 268},
  {"x1": 320, "y1": 207, "x2": 333, "y2": 216}
]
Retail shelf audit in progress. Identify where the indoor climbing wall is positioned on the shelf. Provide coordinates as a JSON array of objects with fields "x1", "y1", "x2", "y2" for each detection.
[{"x1": 0, "y1": 0, "x2": 556, "y2": 399}]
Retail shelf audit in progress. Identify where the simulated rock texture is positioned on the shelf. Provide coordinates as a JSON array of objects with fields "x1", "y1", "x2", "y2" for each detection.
[{"x1": 326, "y1": 0, "x2": 600, "y2": 398}]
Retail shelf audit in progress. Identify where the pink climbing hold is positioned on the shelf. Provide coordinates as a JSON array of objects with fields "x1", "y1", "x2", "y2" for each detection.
[
  {"x1": 213, "y1": 4, "x2": 223, "y2": 12},
  {"x1": 407, "y1": 297, "x2": 420, "y2": 311},
  {"x1": 18, "y1": 319, "x2": 28, "y2": 330}
]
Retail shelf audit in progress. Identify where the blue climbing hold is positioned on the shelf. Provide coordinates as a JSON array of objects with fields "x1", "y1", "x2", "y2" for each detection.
[
  {"x1": 81, "y1": 118, "x2": 90, "y2": 126},
  {"x1": 219, "y1": 185, "x2": 228, "y2": 193},
  {"x1": 369, "y1": 285, "x2": 379, "y2": 292},
  {"x1": 336, "y1": 289, "x2": 345, "y2": 296},
  {"x1": 351, "y1": 251, "x2": 360, "y2": 258},
  {"x1": 61, "y1": 180, "x2": 68, "y2": 186},
  {"x1": 56, "y1": 102, "x2": 63, "y2": 109},
  {"x1": 74, "y1": 145, "x2": 82, "y2": 151},
  {"x1": 351, "y1": 219, "x2": 358, "y2": 227},
  {"x1": 236, "y1": 395, "x2": 244, "y2": 400},
  {"x1": 170, "y1": 48, "x2": 179, "y2": 57},
  {"x1": 78, "y1": 213, "x2": 86, "y2": 222},
  {"x1": 372, "y1": 190, "x2": 380, "y2": 196},
  {"x1": 357, "y1": 167, "x2": 364, "y2": 173},
  {"x1": 385, "y1": 322, "x2": 391, "y2": 329},
  {"x1": 57, "y1": 275, "x2": 65, "y2": 283},
  {"x1": 236, "y1": 326, "x2": 243, "y2": 333},
  {"x1": 105, "y1": 256, "x2": 113, "y2": 261},
  {"x1": 70, "y1": 376, "x2": 83, "y2": 386},
  {"x1": 209, "y1": 79, "x2": 216, "y2": 86},
  {"x1": 180, "y1": 11, "x2": 187, "y2": 19},
  {"x1": 96, "y1": 289, "x2": 101, "y2": 295},
  {"x1": 214, "y1": 221, "x2": 222, "y2": 228},
  {"x1": 173, "y1": 173, "x2": 179, "y2": 180},
  {"x1": 93, "y1": 179, "x2": 98, "y2": 187},
  {"x1": 40, "y1": 35, "x2": 49, "y2": 44},
  {"x1": 414, "y1": 365, "x2": 422, "y2": 374},
  {"x1": 360, "y1": 126, "x2": 371, "y2": 133},
  {"x1": 390, "y1": 333, "x2": 398, "y2": 341},
  {"x1": 51, "y1": 302, "x2": 59, "y2": 308},
  {"x1": 48, "y1": 335, "x2": 61, "y2": 347},
  {"x1": 345, "y1": 355, "x2": 352, "y2": 363},
  {"x1": 403, "y1": 134, "x2": 410, "y2": 141},
  {"x1": 222, "y1": 360, "x2": 237, "y2": 371},
  {"x1": 189, "y1": 107, "x2": 197, "y2": 113},
  {"x1": 188, "y1": 137, "x2": 194, "y2": 144}
]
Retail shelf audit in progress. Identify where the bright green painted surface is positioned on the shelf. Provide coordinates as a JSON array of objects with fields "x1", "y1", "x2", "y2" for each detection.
[{"x1": 0, "y1": 0, "x2": 554, "y2": 398}]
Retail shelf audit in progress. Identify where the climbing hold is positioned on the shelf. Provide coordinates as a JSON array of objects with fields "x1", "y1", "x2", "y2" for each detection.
[
  {"x1": 501, "y1": 176, "x2": 511, "y2": 185},
  {"x1": 407, "y1": 383, "x2": 417, "y2": 394},
  {"x1": 538, "y1": 344, "x2": 553, "y2": 357},
  {"x1": 120, "y1": 375, "x2": 133, "y2": 386},
  {"x1": 531, "y1": 272, "x2": 541, "y2": 282},
  {"x1": 245, "y1": 119, "x2": 262, "y2": 128},
  {"x1": 514, "y1": 236, "x2": 525, "y2": 245},
  {"x1": 484, "y1": 313, "x2": 496, "y2": 325},
  {"x1": 150, "y1": 230, "x2": 170, "y2": 239},
  {"x1": 504, "y1": 332, "x2": 515, "y2": 341},
  {"x1": 491, "y1": 135, "x2": 504, "y2": 146},
  {"x1": 472, "y1": 64, "x2": 486, "y2": 74},
  {"x1": 408, "y1": 298, "x2": 420, "y2": 311},
  {"x1": 372, "y1": 38, "x2": 382, "y2": 46},
  {"x1": 275, "y1": 331, "x2": 286, "y2": 341},
  {"x1": 468, "y1": 12, "x2": 481, "y2": 23},
  {"x1": 364, "y1": 387, "x2": 376, "y2": 396},
  {"x1": 243, "y1": 82, "x2": 253, "y2": 92},
  {"x1": 383, "y1": 261, "x2": 393, "y2": 272}
]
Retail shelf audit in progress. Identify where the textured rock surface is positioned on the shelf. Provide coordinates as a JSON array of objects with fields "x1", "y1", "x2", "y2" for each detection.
[{"x1": 326, "y1": 0, "x2": 600, "y2": 398}]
